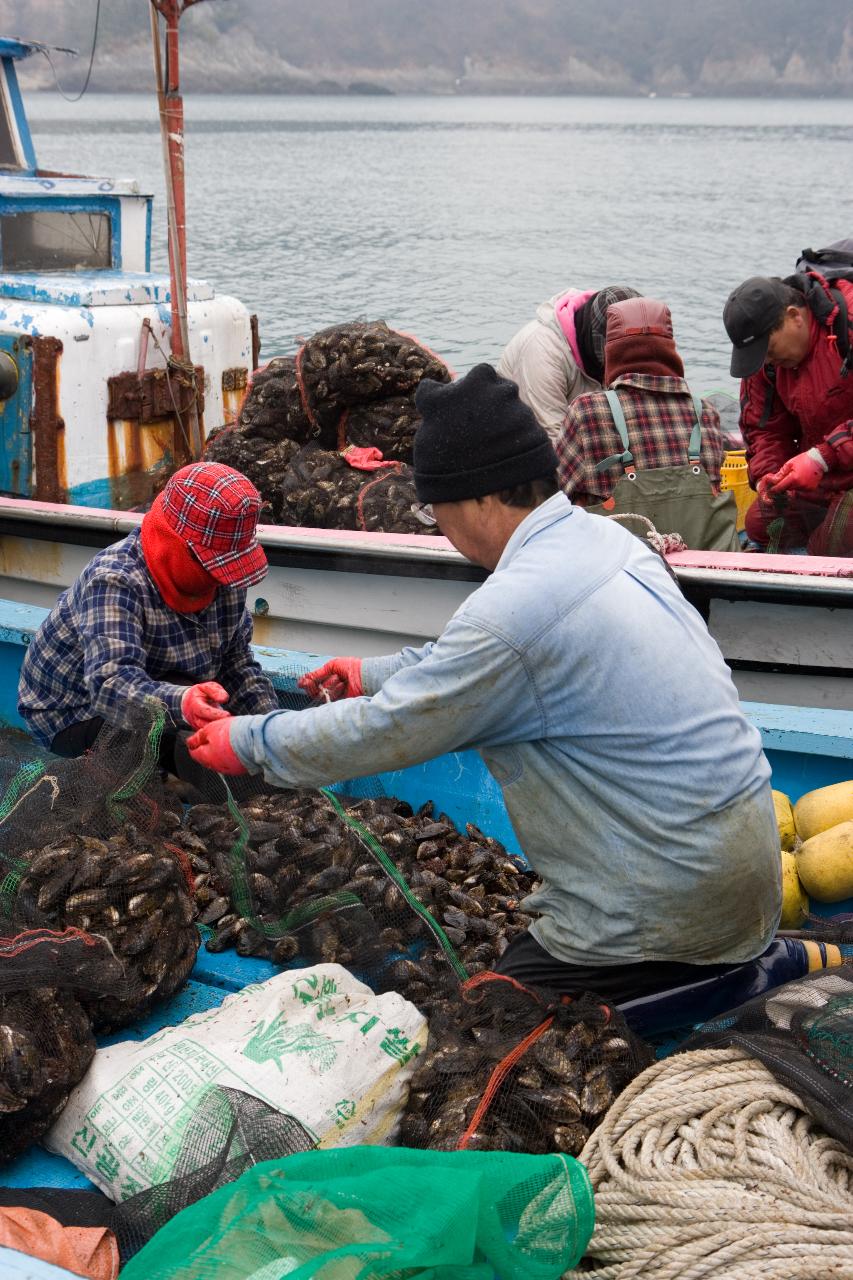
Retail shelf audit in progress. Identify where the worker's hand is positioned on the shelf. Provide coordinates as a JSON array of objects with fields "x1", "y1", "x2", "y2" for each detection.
[
  {"x1": 764, "y1": 449, "x2": 828, "y2": 495},
  {"x1": 181, "y1": 681, "x2": 231, "y2": 730},
  {"x1": 298, "y1": 657, "x2": 363, "y2": 700},
  {"x1": 186, "y1": 719, "x2": 247, "y2": 776},
  {"x1": 756, "y1": 474, "x2": 776, "y2": 504}
]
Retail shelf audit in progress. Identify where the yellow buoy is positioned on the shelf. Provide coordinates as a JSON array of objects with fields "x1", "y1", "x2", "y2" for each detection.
[
  {"x1": 795, "y1": 819, "x2": 853, "y2": 903},
  {"x1": 794, "y1": 780, "x2": 853, "y2": 842},
  {"x1": 772, "y1": 790, "x2": 796, "y2": 851},
  {"x1": 779, "y1": 850, "x2": 808, "y2": 927}
]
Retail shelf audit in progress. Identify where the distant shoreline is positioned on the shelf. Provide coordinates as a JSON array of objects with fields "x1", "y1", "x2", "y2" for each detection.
[{"x1": 19, "y1": 85, "x2": 853, "y2": 100}]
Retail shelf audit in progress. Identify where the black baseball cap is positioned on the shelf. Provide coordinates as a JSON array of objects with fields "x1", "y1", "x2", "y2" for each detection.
[{"x1": 723, "y1": 277, "x2": 790, "y2": 378}]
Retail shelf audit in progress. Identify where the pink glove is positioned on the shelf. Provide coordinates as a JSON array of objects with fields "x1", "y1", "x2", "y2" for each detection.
[
  {"x1": 181, "y1": 682, "x2": 231, "y2": 730},
  {"x1": 298, "y1": 657, "x2": 363, "y2": 700},
  {"x1": 765, "y1": 449, "x2": 828, "y2": 495},
  {"x1": 186, "y1": 719, "x2": 247, "y2": 776}
]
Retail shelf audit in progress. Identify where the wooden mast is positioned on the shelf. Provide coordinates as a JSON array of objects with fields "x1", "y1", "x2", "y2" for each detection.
[{"x1": 148, "y1": 0, "x2": 207, "y2": 457}]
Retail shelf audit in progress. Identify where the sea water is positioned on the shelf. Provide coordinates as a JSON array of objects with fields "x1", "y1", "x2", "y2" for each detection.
[{"x1": 26, "y1": 91, "x2": 853, "y2": 394}]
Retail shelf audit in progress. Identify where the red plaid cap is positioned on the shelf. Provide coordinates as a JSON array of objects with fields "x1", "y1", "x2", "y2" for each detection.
[{"x1": 161, "y1": 462, "x2": 268, "y2": 587}]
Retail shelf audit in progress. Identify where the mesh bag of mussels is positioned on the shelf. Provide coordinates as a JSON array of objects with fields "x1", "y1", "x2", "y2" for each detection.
[
  {"x1": 293, "y1": 321, "x2": 450, "y2": 447},
  {"x1": 204, "y1": 428, "x2": 301, "y2": 523},
  {"x1": 206, "y1": 322, "x2": 450, "y2": 529},
  {"x1": 174, "y1": 781, "x2": 539, "y2": 1010},
  {"x1": 0, "y1": 706, "x2": 199, "y2": 1031},
  {"x1": 278, "y1": 443, "x2": 428, "y2": 534},
  {"x1": 402, "y1": 973, "x2": 653, "y2": 1156},
  {"x1": 0, "y1": 925, "x2": 127, "y2": 1162}
]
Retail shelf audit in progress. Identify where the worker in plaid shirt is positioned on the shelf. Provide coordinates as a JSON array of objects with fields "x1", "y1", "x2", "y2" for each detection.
[
  {"x1": 555, "y1": 298, "x2": 725, "y2": 510},
  {"x1": 18, "y1": 462, "x2": 278, "y2": 770}
]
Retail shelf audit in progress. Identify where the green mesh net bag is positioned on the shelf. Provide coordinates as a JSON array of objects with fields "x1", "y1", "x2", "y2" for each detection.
[{"x1": 120, "y1": 1145, "x2": 594, "y2": 1280}]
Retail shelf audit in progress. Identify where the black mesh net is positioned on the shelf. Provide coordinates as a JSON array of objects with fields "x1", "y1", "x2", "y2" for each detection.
[
  {"x1": 112, "y1": 1086, "x2": 315, "y2": 1262},
  {"x1": 0, "y1": 704, "x2": 198, "y2": 1031},
  {"x1": 0, "y1": 1088, "x2": 316, "y2": 1265},
  {"x1": 685, "y1": 967, "x2": 853, "y2": 1148},
  {"x1": 0, "y1": 924, "x2": 129, "y2": 1163},
  {"x1": 401, "y1": 974, "x2": 653, "y2": 1156}
]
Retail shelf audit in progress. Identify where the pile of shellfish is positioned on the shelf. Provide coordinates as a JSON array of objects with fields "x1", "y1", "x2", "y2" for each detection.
[
  {"x1": 279, "y1": 443, "x2": 427, "y2": 534},
  {"x1": 174, "y1": 791, "x2": 538, "y2": 1008},
  {"x1": 205, "y1": 430, "x2": 300, "y2": 522},
  {"x1": 205, "y1": 321, "x2": 450, "y2": 530},
  {"x1": 15, "y1": 831, "x2": 199, "y2": 1031},
  {"x1": 0, "y1": 988, "x2": 95, "y2": 1163},
  {"x1": 401, "y1": 987, "x2": 653, "y2": 1157}
]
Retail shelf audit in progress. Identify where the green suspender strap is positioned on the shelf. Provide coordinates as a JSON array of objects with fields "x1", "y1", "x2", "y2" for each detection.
[
  {"x1": 688, "y1": 393, "x2": 704, "y2": 466},
  {"x1": 595, "y1": 389, "x2": 706, "y2": 473},
  {"x1": 595, "y1": 390, "x2": 635, "y2": 474}
]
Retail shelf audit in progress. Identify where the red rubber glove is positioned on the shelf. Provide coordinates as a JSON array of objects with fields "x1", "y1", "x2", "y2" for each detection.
[
  {"x1": 298, "y1": 657, "x2": 363, "y2": 700},
  {"x1": 181, "y1": 682, "x2": 231, "y2": 730},
  {"x1": 186, "y1": 719, "x2": 247, "y2": 776},
  {"x1": 765, "y1": 449, "x2": 828, "y2": 495}
]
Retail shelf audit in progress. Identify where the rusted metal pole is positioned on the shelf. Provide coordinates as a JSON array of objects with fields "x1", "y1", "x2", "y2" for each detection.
[{"x1": 149, "y1": 0, "x2": 202, "y2": 456}]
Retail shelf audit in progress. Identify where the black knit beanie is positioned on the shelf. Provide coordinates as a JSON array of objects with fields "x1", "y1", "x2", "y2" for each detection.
[{"x1": 413, "y1": 364, "x2": 558, "y2": 504}]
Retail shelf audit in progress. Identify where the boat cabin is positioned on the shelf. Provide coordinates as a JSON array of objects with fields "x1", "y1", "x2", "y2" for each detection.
[{"x1": 0, "y1": 37, "x2": 254, "y2": 509}]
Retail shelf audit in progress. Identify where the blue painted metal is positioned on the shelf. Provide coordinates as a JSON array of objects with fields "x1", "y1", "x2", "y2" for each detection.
[
  {"x1": 145, "y1": 197, "x2": 152, "y2": 273},
  {"x1": 3, "y1": 53, "x2": 37, "y2": 174},
  {"x1": 0, "y1": 332, "x2": 31, "y2": 496},
  {"x1": 0, "y1": 196, "x2": 121, "y2": 272},
  {"x1": 0, "y1": 39, "x2": 37, "y2": 61},
  {"x1": 66, "y1": 476, "x2": 115, "y2": 508},
  {"x1": 0, "y1": 271, "x2": 209, "y2": 308}
]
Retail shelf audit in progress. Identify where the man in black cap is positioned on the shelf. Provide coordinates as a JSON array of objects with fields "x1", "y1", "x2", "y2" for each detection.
[
  {"x1": 187, "y1": 364, "x2": 779, "y2": 1004},
  {"x1": 723, "y1": 274, "x2": 853, "y2": 554}
]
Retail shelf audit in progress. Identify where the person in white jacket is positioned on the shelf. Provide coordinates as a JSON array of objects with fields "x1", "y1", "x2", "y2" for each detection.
[{"x1": 497, "y1": 284, "x2": 640, "y2": 441}]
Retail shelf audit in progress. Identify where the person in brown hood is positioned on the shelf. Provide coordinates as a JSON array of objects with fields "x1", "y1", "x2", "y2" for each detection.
[{"x1": 554, "y1": 298, "x2": 738, "y2": 551}]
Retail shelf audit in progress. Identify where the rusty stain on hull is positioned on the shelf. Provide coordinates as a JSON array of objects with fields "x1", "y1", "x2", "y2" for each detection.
[
  {"x1": 104, "y1": 363, "x2": 216, "y2": 507},
  {"x1": 221, "y1": 367, "x2": 248, "y2": 427},
  {"x1": 107, "y1": 416, "x2": 187, "y2": 509},
  {"x1": 30, "y1": 336, "x2": 65, "y2": 504}
]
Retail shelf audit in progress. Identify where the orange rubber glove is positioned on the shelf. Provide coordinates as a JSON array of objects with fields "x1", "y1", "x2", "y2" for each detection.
[
  {"x1": 298, "y1": 657, "x2": 363, "y2": 700},
  {"x1": 181, "y1": 682, "x2": 231, "y2": 730},
  {"x1": 186, "y1": 719, "x2": 247, "y2": 775}
]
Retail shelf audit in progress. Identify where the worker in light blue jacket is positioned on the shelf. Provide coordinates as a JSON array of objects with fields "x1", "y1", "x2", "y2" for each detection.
[{"x1": 188, "y1": 364, "x2": 781, "y2": 1003}]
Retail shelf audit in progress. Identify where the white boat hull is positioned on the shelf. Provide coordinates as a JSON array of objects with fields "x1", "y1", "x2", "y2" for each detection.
[{"x1": 0, "y1": 498, "x2": 851, "y2": 710}]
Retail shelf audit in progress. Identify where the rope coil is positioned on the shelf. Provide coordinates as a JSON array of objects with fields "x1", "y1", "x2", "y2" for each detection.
[
  {"x1": 566, "y1": 1046, "x2": 853, "y2": 1279},
  {"x1": 606, "y1": 512, "x2": 688, "y2": 556}
]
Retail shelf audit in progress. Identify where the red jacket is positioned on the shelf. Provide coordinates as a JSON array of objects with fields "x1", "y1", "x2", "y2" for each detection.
[{"x1": 739, "y1": 276, "x2": 853, "y2": 496}]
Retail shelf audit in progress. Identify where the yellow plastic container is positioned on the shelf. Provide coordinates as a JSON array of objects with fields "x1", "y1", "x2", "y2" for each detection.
[{"x1": 720, "y1": 449, "x2": 758, "y2": 531}]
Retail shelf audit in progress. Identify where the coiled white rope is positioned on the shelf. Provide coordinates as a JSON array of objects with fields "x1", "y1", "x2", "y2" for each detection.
[{"x1": 566, "y1": 1047, "x2": 853, "y2": 1279}]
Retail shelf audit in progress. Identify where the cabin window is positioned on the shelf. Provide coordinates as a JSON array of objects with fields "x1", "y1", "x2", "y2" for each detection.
[{"x1": 0, "y1": 210, "x2": 112, "y2": 271}]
